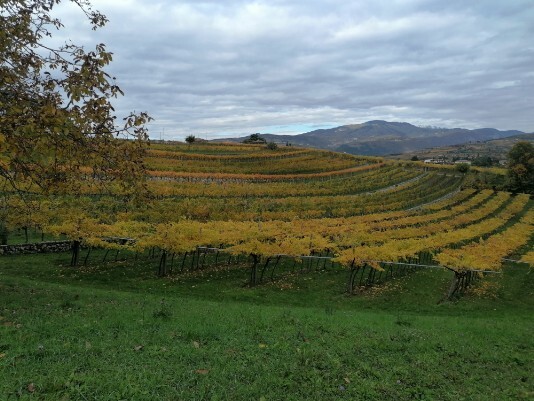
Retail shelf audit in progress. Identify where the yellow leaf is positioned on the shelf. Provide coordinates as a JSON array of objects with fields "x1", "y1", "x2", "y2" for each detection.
[{"x1": 195, "y1": 369, "x2": 209, "y2": 375}]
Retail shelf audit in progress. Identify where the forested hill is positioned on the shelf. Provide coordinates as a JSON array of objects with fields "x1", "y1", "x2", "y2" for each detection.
[{"x1": 219, "y1": 120, "x2": 525, "y2": 156}]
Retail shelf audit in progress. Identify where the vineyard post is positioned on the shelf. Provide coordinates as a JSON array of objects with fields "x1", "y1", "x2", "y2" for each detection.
[
  {"x1": 195, "y1": 248, "x2": 202, "y2": 270},
  {"x1": 372, "y1": 267, "x2": 379, "y2": 285},
  {"x1": 259, "y1": 257, "x2": 272, "y2": 283},
  {"x1": 102, "y1": 249, "x2": 111, "y2": 263},
  {"x1": 190, "y1": 249, "x2": 196, "y2": 270},
  {"x1": 199, "y1": 251, "x2": 207, "y2": 269},
  {"x1": 180, "y1": 252, "x2": 188, "y2": 272},
  {"x1": 346, "y1": 259, "x2": 356, "y2": 294},
  {"x1": 315, "y1": 255, "x2": 322, "y2": 270},
  {"x1": 170, "y1": 253, "x2": 176, "y2": 273},
  {"x1": 270, "y1": 255, "x2": 282, "y2": 280},
  {"x1": 249, "y1": 253, "x2": 260, "y2": 286},
  {"x1": 400, "y1": 264, "x2": 406, "y2": 276},
  {"x1": 83, "y1": 247, "x2": 92, "y2": 266},
  {"x1": 365, "y1": 265, "x2": 375, "y2": 286},
  {"x1": 376, "y1": 266, "x2": 383, "y2": 284},
  {"x1": 443, "y1": 270, "x2": 465, "y2": 301},
  {"x1": 158, "y1": 249, "x2": 168, "y2": 277},
  {"x1": 70, "y1": 240, "x2": 81, "y2": 267},
  {"x1": 358, "y1": 264, "x2": 368, "y2": 286}
]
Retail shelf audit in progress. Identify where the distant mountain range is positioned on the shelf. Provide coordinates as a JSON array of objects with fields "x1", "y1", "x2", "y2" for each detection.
[{"x1": 219, "y1": 120, "x2": 527, "y2": 156}]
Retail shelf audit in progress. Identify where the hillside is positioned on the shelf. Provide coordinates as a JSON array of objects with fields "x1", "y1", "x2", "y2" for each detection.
[
  {"x1": 390, "y1": 133, "x2": 534, "y2": 162},
  {"x1": 220, "y1": 120, "x2": 524, "y2": 156},
  {"x1": 1, "y1": 141, "x2": 533, "y2": 400}
]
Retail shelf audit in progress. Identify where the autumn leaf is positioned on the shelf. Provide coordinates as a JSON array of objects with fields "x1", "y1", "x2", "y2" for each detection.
[
  {"x1": 133, "y1": 345, "x2": 144, "y2": 352},
  {"x1": 225, "y1": 348, "x2": 238, "y2": 355},
  {"x1": 27, "y1": 383, "x2": 35, "y2": 393},
  {"x1": 195, "y1": 369, "x2": 209, "y2": 375},
  {"x1": 192, "y1": 341, "x2": 200, "y2": 349}
]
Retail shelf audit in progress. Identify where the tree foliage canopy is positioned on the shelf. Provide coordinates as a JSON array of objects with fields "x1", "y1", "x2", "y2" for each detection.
[
  {"x1": 243, "y1": 133, "x2": 266, "y2": 144},
  {"x1": 454, "y1": 163, "x2": 470, "y2": 174},
  {"x1": 185, "y1": 135, "x2": 196, "y2": 144},
  {"x1": 507, "y1": 141, "x2": 534, "y2": 193},
  {"x1": 0, "y1": 0, "x2": 151, "y2": 195}
]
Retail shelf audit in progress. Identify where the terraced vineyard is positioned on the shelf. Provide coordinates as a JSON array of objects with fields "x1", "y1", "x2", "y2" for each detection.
[
  {"x1": 2, "y1": 141, "x2": 533, "y2": 400},
  {"x1": 2, "y1": 142, "x2": 531, "y2": 298}
]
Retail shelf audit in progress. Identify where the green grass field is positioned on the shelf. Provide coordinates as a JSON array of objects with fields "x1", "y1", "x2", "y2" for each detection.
[{"x1": 1, "y1": 251, "x2": 532, "y2": 400}]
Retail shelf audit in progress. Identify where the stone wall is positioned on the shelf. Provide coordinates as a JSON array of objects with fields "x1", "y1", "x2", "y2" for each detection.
[{"x1": 0, "y1": 241, "x2": 72, "y2": 255}]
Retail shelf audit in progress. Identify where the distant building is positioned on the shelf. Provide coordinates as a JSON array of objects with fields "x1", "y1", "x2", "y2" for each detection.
[{"x1": 454, "y1": 160, "x2": 471, "y2": 165}]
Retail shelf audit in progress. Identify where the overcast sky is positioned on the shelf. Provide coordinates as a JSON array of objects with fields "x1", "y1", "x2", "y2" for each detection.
[{"x1": 56, "y1": 0, "x2": 534, "y2": 140}]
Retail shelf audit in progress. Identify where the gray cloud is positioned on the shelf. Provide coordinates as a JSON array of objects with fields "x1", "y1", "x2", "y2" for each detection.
[{"x1": 55, "y1": 0, "x2": 534, "y2": 139}]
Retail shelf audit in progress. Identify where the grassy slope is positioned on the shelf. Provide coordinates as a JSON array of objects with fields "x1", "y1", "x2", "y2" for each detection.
[{"x1": 1, "y1": 251, "x2": 533, "y2": 400}]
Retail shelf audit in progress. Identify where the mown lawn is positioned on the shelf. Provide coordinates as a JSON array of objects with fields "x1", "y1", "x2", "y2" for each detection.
[{"x1": 0, "y1": 251, "x2": 532, "y2": 400}]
